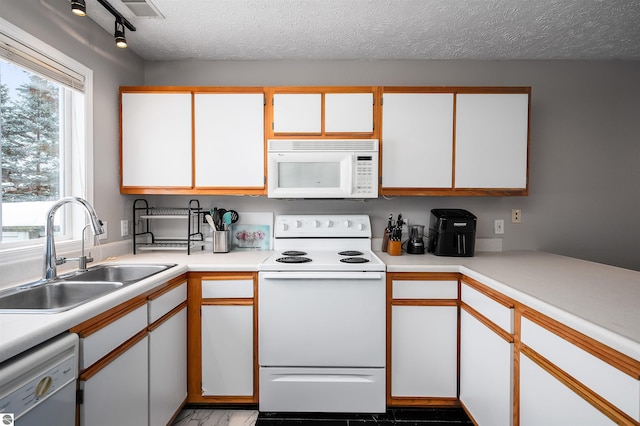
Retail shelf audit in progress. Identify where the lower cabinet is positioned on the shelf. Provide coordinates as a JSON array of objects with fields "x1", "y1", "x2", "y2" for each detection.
[
  {"x1": 188, "y1": 272, "x2": 257, "y2": 403},
  {"x1": 387, "y1": 273, "x2": 459, "y2": 405},
  {"x1": 459, "y1": 278, "x2": 514, "y2": 426},
  {"x1": 74, "y1": 275, "x2": 187, "y2": 426}
]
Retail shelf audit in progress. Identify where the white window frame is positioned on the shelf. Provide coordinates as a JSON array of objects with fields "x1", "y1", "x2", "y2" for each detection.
[{"x1": 0, "y1": 17, "x2": 94, "y2": 263}]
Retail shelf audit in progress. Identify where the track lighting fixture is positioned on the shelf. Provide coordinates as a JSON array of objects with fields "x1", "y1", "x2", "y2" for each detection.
[
  {"x1": 70, "y1": 0, "x2": 136, "y2": 49},
  {"x1": 71, "y1": 0, "x2": 86, "y2": 16},
  {"x1": 114, "y1": 19, "x2": 127, "y2": 48}
]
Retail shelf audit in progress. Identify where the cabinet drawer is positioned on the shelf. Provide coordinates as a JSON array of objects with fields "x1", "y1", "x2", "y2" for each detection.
[
  {"x1": 521, "y1": 317, "x2": 640, "y2": 422},
  {"x1": 149, "y1": 282, "x2": 187, "y2": 323},
  {"x1": 202, "y1": 279, "x2": 254, "y2": 298},
  {"x1": 392, "y1": 280, "x2": 457, "y2": 299},
  {"x1": 461, "y1": 283, "x2": 513, "y2": 333},
  {"x1": 80, "y1": 304, "x2": 147, "y2": 369}
]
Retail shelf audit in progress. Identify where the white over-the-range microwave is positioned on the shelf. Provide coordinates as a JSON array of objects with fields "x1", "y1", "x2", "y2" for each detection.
[{"x1": 267, "y1": 139, "x2": 379, "y2": 199}]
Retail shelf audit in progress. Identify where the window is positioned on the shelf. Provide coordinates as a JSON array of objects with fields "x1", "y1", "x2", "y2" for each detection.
[{"x1": 0, "y1": 17, "x2": 93, "y2": 258}]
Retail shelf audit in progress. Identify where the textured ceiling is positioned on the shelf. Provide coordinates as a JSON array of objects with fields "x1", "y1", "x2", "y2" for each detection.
[{"x1": 84, "y1": 0, "x2": 640, "y2": 61}]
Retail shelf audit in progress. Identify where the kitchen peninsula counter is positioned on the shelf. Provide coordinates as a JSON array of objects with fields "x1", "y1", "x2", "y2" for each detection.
[{"x1": 379, "y1": 249, "x2": 640, "y2": 361}]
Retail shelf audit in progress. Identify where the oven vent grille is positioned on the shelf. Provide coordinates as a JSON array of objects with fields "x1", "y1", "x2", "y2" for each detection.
[{"x1": 268, "y1": 139, "x2": 378, "y2": 152}]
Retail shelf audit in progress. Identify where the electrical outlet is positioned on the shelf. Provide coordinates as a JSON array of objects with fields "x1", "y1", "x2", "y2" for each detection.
[
  {"x1": 99, "y1": 221, "x2": 107, "y2": 240},
  {"x1": 494, "y1": 219, "x2": 504, "y2": 235},
  {"x1": 120, "y1": 219, "x2": 129, "y2": 237},
  {"x1": 512, "y1": 209, "x2": 522, "y2": 224}
]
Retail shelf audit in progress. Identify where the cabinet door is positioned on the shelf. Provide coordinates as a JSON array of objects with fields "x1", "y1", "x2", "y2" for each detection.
[
  {"x1": 459, "y1": 310, "x2": 513, "y2": 426},
  {"x1": 201, "y1": 305, "x2": 254, "y2": 396},
  {"x1": 121, "y1": 93, "x2": 192, "y2": 187},
  {"x1": 194, "y1": 93, "x2": 265, "y2": 188},
  {"x1": 381, "y1": 93, "x2": 454, "y2": 188},
  {"x1": 80, "y1": 335, "x2": 149, "y2": 426},
  {"x1": 455, "y1": 93, "x2": 529, "y2": 189},
  {"x1": 149, "y1": 308, "x2": 187, "y2": 426},
  {"x1": 520, "y1": 354, "x2": 616, "y2": 426},
  {"x1": 391, "y1": 305, "x2": 457, "y2": 397},
  {"x1": 273, "y1": 93, "x2": 322, "y2": 133},
  {"x1": 325, "y1": 93, "x2": 374, "y2": 133}
]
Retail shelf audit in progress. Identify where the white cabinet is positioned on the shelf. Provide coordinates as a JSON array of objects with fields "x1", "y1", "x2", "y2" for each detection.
[
  {"x1": 388, "y1": 275, "x2": 458, "y2": 403},
  {"x1": 121, "y1": 92, "x2": 192, "y2": 188},
  {"x1": 75, "y1": 301, "x2": 150, "y2": 426},
  {"x1": 80, "y1": 335, "x2": 149, "y2": 426},
  {"x1": 381, "y1": 92, "x2": 454, "y2": 188},
  {"x1": 273, "y1": 93, "x2": 322, "y2": 133},
  {"x1": 459, "y1": 280, "x2": 514, "y2": 426},
  {"x1": 520, "y1": 354, "x2": 616, "y2": 426},
  {"x1": 325, "y1": 93, "x2": 374, "y2": 133},
  {"x1": 194, "y1": 93, "x2": 265, "y2": 188},
  {"x1": 191, "y1": 274, "x2": 257, "y2": 402},
  {"x1": 201, "y1": 305, "x2": 254, "y2": 396},
  {"x1": 455, "y1": 93, "x2": 529, "y2": 189},
  {"x1": 272, "y1": 91, "x2": 375, "y2": 135},
  {"x1": 148, "y1": 281, "x2": 187, "y2": 426}
]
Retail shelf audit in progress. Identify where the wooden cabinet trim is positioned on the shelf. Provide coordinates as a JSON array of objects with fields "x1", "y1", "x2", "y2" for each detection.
[
  {"x1": 146, "y1": 274, "x2": 187, "y2": 300},
  {"x1": 521, "y1": 344, "x2": 637, "y2": 426},
  {"x1": 148, "y1": 301, "x2": 187, "y2": 332},
  {"x1": 520, "y1": 307, "x2": 640, "y2": 380},
  {"x1": 388, "y1": 396, "x2": 460, "y2": 407},
  {"x1": 78, "y1": 329, "x2": 147, "y2": 381},
  {"x1": 388, "y1": 272, "x2": 460, "y2": 282},
  {"x1": 461, "y1": 302, "x2": 514, "y2": 344},
  {"x1": 461, "y1": 275, "x2": 515, "y2": 309},
  {"x1": 202, "y1": 298, "x2": 254, "y2": 306},
  {"x1": 70, "y1": 296, "x2": 147, "y2": 337},
  {"x1": 391, "y1": 299, "x2": 458, "y2": 307}
]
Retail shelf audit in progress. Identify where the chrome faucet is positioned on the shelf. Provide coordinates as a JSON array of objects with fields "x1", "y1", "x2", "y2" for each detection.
[{"x1": 43, "y1": 197, "x2": 104, "y2": 281}]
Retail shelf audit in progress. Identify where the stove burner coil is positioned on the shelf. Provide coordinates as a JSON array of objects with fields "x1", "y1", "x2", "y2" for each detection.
[
  {"x1": 281, "y1": 250, "x2": 307, "y2": 256},
  {"x1": 339, "y1": 257, "x2": 370, "y2": 264},
  {"x1": 338, "y1": 250, "x2": 364, "y2": 257},
  {"x1": 276, "y1": 256, "x2": 312, "y2": 263}
]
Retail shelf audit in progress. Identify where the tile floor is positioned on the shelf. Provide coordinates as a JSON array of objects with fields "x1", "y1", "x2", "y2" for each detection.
[{"x1": 172, "y1": 408, "x2": 473, "y2": 425}]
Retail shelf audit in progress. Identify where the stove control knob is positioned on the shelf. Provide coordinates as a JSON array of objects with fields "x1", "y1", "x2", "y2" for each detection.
[
  {"x1": 295, "y1": 220, "x2": 302, "y2": 228},
  {"x1": 357, "y1": 223, "x2": 365, "y2": 231},
  {"x1": 312, "y1": 220, "x2": 320, "y2": 228},
  {"x1": 325, "y1": 220, "x2": 333, "y2": 228},
  {"x1": 280, "y1": 223, "x2": 289, "y2": 231},
  {"x1": 344, "y1": 220, "x2": 351, "y2": 228}
]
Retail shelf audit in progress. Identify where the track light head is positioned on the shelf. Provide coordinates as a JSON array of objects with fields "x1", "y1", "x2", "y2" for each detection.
[
  {"x1": 71, "y1": 0, "x2": 86, "y2": 16},
  {"x1": 114, "y1": 20, "x2": 127, "y2": 48}
]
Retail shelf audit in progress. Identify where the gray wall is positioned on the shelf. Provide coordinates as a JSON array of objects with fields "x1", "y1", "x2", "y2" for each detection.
[
  {"x1": 145, "y1": 60, "x2": 640, "y2": 271},
  {"x1": 1, "y1": 0, "x2": 145, "y2": 243}
]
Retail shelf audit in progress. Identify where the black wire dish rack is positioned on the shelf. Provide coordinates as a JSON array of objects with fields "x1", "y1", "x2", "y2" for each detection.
[{"x1": 132, "y1": 198, "x2": 205, "y2": 255}]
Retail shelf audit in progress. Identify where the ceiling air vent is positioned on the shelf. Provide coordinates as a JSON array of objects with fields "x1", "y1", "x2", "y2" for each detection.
[{"x1": 121, "y1": 0, "x2": 164, "y2": 18}]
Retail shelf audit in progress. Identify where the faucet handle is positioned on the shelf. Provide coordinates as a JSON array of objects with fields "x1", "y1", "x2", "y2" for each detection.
[{"x1": 55, "y1": 257, "x2": 67, "y2": 266}]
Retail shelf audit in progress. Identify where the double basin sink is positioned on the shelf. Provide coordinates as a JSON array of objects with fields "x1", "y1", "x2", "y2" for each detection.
[{"x1": 0, "y1": 263, "x2": 176, "y2": 314}]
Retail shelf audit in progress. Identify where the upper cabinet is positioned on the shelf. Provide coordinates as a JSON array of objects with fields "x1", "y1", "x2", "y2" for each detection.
[
  {"x1": 120, "y1": 88, "x2": 266, "y2": 195},
  {"x1": 194, "y1": 92, "x2": 265, "y2": 189},
  {"x1": 455, "y1": 92, "x2": 529, "y2": 190},
  {"x1": 380, "y1": 87, "x2": 530, "y2": 196},
  {"x1": 267, "y1": 87, "x2": 378, "y2": 137},
  {"x1": 121, "y1": 92, "x2": 193, "y2": 189}
]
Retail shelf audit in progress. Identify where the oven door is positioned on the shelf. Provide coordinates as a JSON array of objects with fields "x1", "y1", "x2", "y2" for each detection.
[
  {"x1": 258, "y1": 271, "x2": 385, "y2": 367},
  {"x1": 267, "y1": 152, "x2": 353, "y2": 198}
]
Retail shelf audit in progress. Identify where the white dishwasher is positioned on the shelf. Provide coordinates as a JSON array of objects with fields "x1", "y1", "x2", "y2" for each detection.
[{"x1": 0, "y1": 333, "x2": 78, "y2": 426}]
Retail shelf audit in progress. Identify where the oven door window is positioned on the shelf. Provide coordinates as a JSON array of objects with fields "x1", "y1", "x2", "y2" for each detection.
[{"x1": 268, "y1": 153, "x2": 353, "y2": 198}]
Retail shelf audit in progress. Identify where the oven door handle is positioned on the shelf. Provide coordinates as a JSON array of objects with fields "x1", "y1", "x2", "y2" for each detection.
[{"x1": 260, "y1": 272, "x2": 384, "y2": 280}]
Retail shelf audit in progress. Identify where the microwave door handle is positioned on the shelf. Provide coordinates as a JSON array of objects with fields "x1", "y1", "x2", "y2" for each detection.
[{"x1": 457, "y1": 233, "x2": 465, "y2": 255}]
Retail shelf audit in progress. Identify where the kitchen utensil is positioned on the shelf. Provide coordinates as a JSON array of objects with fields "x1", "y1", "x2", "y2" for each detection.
[
  {"x1": 205, "y1": 214, "x2": 216, "y2": 232},
  {"x1": 222, "y1": 211, "x2": 233, "y2": 229}
]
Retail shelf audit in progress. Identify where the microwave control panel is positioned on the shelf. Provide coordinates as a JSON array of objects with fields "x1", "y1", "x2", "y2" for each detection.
[{"x1": 354, "y1": 155, "x2": 377, "y2": 196}]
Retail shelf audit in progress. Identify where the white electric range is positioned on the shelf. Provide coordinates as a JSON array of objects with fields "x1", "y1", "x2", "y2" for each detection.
[{"x1": 258, "y1": 214, "x2": 386, "y2": 413}]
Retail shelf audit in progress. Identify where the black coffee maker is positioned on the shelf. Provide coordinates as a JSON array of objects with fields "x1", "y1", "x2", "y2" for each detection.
[{"x1": 427, "y1": 209, "x2": 477, "y2": 257}]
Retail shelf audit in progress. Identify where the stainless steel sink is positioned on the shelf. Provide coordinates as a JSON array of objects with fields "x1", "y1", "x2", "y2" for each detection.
[
  {"x1": 0, "y1": 281, "x2": 124, "y2": 314},
  {"x1": 64, "y1": 263, "x2": 176, "y2": 285},
  {"x1": 0, "y1": 263, "x2": 176, "y2": 313}
]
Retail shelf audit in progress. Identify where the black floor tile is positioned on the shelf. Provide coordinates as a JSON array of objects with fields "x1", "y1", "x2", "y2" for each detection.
[{"x1": 256, "y1": 408, "x2": 473, "y2": 425}]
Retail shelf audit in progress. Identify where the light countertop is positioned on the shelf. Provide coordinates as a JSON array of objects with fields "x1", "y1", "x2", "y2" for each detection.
[{"x1": 1, "y1": 249, "x2": 639, "y2": 364}]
